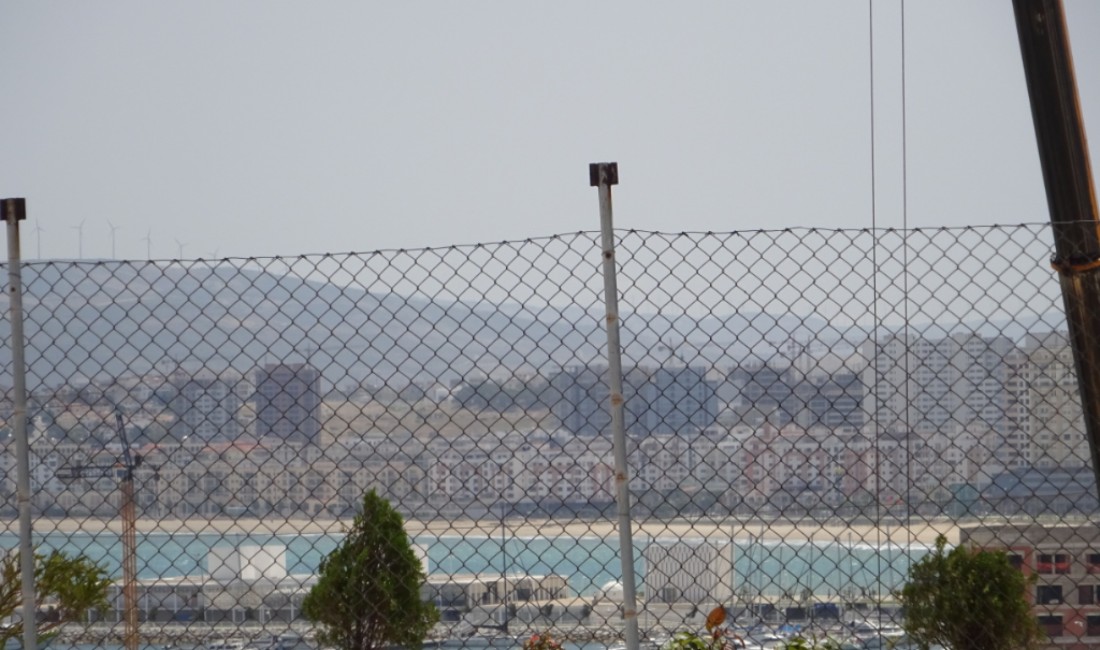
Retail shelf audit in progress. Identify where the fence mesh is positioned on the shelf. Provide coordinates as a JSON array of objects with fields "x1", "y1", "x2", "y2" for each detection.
[{"x1": 1, "y1": 223, "x2": 1097, "y2": 648}]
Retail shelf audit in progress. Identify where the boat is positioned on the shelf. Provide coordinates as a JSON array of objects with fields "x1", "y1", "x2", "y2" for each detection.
[
  {"x1": 849, "y1": 620, "x2": 904, "y2": 640},
  {"x1": 437, "y1": 634, "x2": 519, "y2": 648},
  {"x1": 204, "y1": 639, "x2": 248, "y2": 650},
  {"x1": 250, "y1": 632, "x2": 310, "y2": 650}
]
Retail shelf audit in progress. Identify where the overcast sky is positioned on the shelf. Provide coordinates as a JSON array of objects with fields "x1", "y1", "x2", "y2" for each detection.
[{"x1": 1, "y1": 1, "x2": 1097, "y2": 260}]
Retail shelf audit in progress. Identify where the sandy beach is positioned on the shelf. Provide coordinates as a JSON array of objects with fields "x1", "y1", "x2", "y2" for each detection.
[
  {"x1": 415, "y1": 516, "x2": 959, "y2": 546},
  {"x1": 5, "y1": 515, "x2": 959, "y2": 546}
]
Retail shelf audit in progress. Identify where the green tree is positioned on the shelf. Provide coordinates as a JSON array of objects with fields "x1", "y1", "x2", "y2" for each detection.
[
  {"x1": 302, "y1": 490, "x2": 438, "y2": 650},
  {"x1": 0, "y1": 549, "x2": 111, "y2": 645},
  {"x1": 899, "y1": 535, "x2": 1042, "y2": 650}
]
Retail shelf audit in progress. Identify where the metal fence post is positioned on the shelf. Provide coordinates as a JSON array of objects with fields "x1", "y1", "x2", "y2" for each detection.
[
  {"x1": 590, "y1": 163, "x2": 641, "y2": 650},
  {"x1": 2, "y1": 197, "x2": 36, "y2": 650}
]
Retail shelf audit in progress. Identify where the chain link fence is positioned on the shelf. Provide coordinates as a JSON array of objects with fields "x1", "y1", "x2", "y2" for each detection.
[{"x1": 1, "y1": 223, "x2": 1097, "y2": 648}]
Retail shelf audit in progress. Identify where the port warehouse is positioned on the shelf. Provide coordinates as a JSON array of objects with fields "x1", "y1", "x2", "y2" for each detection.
[
  {"x1": 100, "y1": 570, "x2": 857, "y2": 629},
  {"x1": 95, "y1": 540, "x2": 869, "y2": 628},
  {"x1": 98, "y1": 543, "x2": 575, "y2": 625},
  {"x1": 102, "y1": 570, "x2": 580, "y2": 626}
]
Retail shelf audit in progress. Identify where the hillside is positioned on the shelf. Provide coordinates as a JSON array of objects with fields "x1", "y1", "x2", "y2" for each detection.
[{"x1": 0, "y1": 260, "x2": 1061, "y2": 389}]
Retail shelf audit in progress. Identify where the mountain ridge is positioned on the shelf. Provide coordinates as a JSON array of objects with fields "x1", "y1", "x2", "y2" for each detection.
[{"x1": 0, "y1": 261, "x2": 1066, "y2": 388}]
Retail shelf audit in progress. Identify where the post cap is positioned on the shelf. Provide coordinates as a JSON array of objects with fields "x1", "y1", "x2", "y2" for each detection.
[
  {"x1": 0, "y1": 198, "x2": 26, "y2": 222},
  {"x1": 589, "y1": 163, "x2": 619, "y2": 187}
]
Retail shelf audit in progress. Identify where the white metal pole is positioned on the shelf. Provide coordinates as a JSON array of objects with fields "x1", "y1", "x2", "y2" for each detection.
[
  {"x1": 590, "y1": 163, "x2": 640, "y2": 650},
  {"x1": 3, "y1": 198, "x2": 36, "y2": 650}
]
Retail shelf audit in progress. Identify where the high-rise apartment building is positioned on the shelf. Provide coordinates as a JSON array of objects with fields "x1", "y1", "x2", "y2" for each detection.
[
  {"x1": 728, "y1": 364, "x2": 864, "y2": 430},
  {"x1": 636, "y1": 366, "x2": 716, "y2": 435},
  {"x1": 254, "y1": 363, "x2": 322, "y2": 444},
  {"x1": 550, "y1": 364, "x2": 716, "y2": 437},
  {"x1": 1018, "y1": 332, "x2": 1087, "y2": 469},
  {"x1": 862, "y1": 332, "x2": 1015, "y2": 436},
  {"x1": 161, "y1": 372, "x2": 243, "y2": 441},
  {"x1": 550, "y1": 365, "x2": 615, "y2": 437}
]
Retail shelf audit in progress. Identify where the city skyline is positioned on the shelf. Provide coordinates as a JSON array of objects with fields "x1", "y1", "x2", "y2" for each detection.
[{"x1": 3, "y1": 325, "x2": 1093, "y2": 522}]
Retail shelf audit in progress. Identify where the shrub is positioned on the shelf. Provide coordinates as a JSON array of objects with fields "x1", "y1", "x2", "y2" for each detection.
[
  {"x1": 663, "y1": 606, "x2": 742, "y2": 650},
  {"x1": 523, "y1": 631, "x2": 564, "y2": 650},
  {"x1": 899, "y1": 535, "x2": 1042, "y2": 650}
]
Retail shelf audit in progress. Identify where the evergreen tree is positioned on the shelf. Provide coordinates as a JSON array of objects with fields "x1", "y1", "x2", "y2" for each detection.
[{"x1": 302, "y1": 490, "x2": 438, "y2": 650}]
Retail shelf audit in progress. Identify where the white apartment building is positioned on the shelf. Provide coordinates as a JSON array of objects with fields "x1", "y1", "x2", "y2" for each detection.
[
  {"x1": 862, "y1": 332, "x2": 1016, "y2": 436},
  {"x1": 424, "y1": 430, "x2": 616, "y2": 509},
  {"x1": 1018, "y1": 332, "x2": 1087, "y2": 469}
]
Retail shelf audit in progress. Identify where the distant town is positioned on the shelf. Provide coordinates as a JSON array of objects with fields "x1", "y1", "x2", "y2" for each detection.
[{"x1": 0, "y1": 329, "x2": 1092, "y2": 521}]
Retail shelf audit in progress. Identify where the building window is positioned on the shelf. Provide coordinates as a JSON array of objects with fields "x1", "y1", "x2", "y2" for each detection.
[
  {"x1": 1088, "y1": 614, "x2": 1100, "y2": 637},
  {"x1": 1037, "y1": 585, "x2": 1064, "y2": 605},
  {"x1": 1079, "y1": 585, "x2": 1096, "y2": 605},
  {"x1": 1038, "y1": 615, "x2": 1063, "y2": 638},
  {"x1": 1087, "y1": 553, "x2": 1100, "y2": 574},
  {"x1": 1038, "y1": 553, "x2": 1071, "y2": 574},
  {"x1": 1007, "y1": 554, "x2": 1023, "y2": 570}
]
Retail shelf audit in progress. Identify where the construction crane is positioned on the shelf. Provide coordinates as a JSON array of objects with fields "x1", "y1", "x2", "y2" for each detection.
[{"x1": 56, "y1": 410, "x2": 140, "y2": 650}]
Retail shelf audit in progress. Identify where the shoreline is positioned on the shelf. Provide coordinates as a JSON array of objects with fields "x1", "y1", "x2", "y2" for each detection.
[{"x1": 2, "y1": 515, "x2": 959, "y2": 546}]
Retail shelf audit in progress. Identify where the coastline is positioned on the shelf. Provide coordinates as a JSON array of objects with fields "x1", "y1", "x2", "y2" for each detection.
[{"x1": 3, "y1": 515, "x2": 959, "y2": 546}]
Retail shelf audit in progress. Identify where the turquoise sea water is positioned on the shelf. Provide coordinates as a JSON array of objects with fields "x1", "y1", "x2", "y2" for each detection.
[{"x1": 0, "y1": 527, "x2": 927, "y2": 598}]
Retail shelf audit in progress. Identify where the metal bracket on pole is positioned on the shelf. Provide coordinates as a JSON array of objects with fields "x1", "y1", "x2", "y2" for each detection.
[
  {"x1": 2, "y1": 199, "x2": 26, "y2": 222},
  {"x1": 590, "y1": 163, "x2": 640, "y2": 650},
  {"x1": 589, "y1": 163, "x2": 619, "y2": 188},
  {"x1": 3, "y1": 198, "x2": 36, "y2": 650}
]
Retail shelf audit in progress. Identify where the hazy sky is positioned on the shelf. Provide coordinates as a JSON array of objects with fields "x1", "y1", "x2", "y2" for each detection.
[{"x1": 1, "y1": 1, "x2": 1098, "y2": 260}]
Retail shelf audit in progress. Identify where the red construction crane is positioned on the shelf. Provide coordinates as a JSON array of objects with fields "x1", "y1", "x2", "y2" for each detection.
[{"x1": 57, "y1": 410, "x2": 141, "y2": 650}]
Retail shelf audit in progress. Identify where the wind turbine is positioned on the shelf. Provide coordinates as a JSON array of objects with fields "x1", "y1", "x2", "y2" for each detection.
[
  {"x1": 108, "y1": 220, "x2": 121, "y2": 259},
  {"x1": 34, "y1": 221, "x2": 44, "y2": 259},
  {"x1": 142, "y1": 229, "x2": 152, "y2": 259},
  {"x1": 71, "y1": 219, "x2": 85, "y2": 258},
  {"x1": 173, "y1": 238, "x2": 186, "y2": 259}
]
